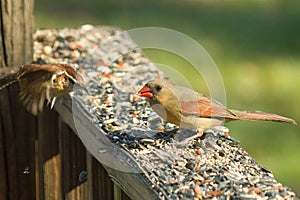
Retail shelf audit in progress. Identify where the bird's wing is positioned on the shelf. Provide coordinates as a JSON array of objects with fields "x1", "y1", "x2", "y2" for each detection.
[
  {"x1": 179, "y1": 92, "x2": 236, "y2": 119},
  {"x1": 18, "y1": 69, "x2": 54, "y2": 116}
]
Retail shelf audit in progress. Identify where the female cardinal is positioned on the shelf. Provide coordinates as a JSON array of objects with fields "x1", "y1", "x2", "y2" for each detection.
[
  {"x1": 138, "y1": 79, "x2": 296, "y2": 132},
  {"x1": 0, "y1": 64, "x2": 82, "y2": 116}
]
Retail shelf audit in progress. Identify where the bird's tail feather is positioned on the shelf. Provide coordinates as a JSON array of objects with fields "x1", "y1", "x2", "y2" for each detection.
[{"x1": 231, "y1": 110, "x2": 297, "y2": 125}]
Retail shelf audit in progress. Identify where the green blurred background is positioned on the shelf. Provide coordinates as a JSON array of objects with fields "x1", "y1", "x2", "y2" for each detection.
[{"x1": 35, "y1": 0, "x2": 300, "y2": 195}]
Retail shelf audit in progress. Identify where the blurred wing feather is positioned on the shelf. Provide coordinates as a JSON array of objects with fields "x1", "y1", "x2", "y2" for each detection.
[{"x1": 18, "y1": 69, "x2": 53, "y2": 116}]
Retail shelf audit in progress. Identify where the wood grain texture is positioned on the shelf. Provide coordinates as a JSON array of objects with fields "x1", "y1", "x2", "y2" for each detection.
[
  {"x1": 0, "y1": 1, "x2": 35, "y2": 199},
  {"x1": 0, "y1": 85, "x2": 36, "y2": 200},
  {"x1": 55, "y1": 95, "x2": 158, "y2": 200},
  {"x1": 0, "y1": 0, "x2": 34, "y2": 68},
  {"x1": 86, "y1": 153, "x2": 114, "y2": 200},
  {"x1": 38, "y1": 108, "x2": 62, "y2": 200},
  {"x1": 59, "y1": 118, "x2": 88, "y2": 200}
]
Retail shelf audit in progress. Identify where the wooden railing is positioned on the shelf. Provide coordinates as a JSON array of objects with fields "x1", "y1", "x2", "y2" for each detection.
[{"x1": 0, "y1": 85, "x2": 135, "y2": 199}]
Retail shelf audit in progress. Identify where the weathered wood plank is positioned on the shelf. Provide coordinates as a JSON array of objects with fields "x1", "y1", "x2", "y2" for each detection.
[
  {"x1": 0, "y1": 0, "x2": 34, "y2": 67},
  {"x1": 59, "y1": 117, "x2": 88, "y2": 200},
  {"x1": 38, "y1": 108, "x2": 62, "y2": 200},
  {"x1": 0, "y1": 0, "x2": 35, "y2": 199},
  {"x1": 0, "y1": 88, "x2": 11, "y2": 200},
  {"x1": 114, "y1": 184, "x2": 122, "y2": 200},
  {"x1": 86, "y1": 152, "x2": 114, "y2": 200},
  {"x1": 86, "y1": 153, "x2": 93, "y2": 200},
  {"x1": 0, "y1": 85, "x2": 36, "y2": 200}
]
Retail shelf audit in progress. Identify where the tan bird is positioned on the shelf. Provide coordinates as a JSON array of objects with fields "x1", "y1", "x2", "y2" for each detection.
[
  {"x1": 0, "y1": 64, "x2": 82, "y2": 116},
  {"x1": 138, "y1": 79, "x2": 296, "y2": 135}
]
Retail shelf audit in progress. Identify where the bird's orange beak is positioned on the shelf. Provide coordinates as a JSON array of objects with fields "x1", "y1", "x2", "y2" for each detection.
[{"x1": 138, "y1": 85, "x2": 153, "y2": 98}]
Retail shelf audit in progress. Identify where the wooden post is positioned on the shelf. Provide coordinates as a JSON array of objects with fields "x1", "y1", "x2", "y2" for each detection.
[
  {"x1": 0, "y1": 0, "x2": 35, "y2": 200},
  {"x1": 0, "y1": 0, "x2": 34, "y2": 67}
]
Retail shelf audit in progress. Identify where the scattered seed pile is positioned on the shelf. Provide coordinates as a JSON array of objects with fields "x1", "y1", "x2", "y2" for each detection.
[{"x1": 33, "y1": 25, "x2": 297, "y2": 200}]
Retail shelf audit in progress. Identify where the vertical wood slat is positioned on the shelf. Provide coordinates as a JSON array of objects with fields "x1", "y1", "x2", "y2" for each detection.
[
  {"x1": 86, "y1": 152, "x2": 114, "y2": 200},
  {"x1": 0, "y1": 85, "x2": 36, "y2": 200},
  {"x1": 0, "y1": 0, "x2": 34, "y2": 67},
  {"x1": 38, "y1": 108, "x2": 61, "y2": 200},
  {"x1": 0, "y1": 0, "x2": 35, "y2": 198},
  {"x1": 114, "y1": 184, "x2": 122, "y2": 200},
  {"x1": 0, "y1": 89, "x2": 8, "y2": 200},
  {"x1": 58, "y1": 117, "x2": 88, "y2": 200}
]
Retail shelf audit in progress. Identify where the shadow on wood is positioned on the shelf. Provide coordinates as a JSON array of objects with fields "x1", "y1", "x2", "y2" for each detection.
[{"x1": 0, "y1": 84, "x2": 36, "y2": 200}]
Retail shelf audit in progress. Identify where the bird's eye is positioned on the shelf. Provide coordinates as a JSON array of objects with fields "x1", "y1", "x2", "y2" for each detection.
[{"x1": 155, "y1": 85, "x2": 162, "y2": 92}]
